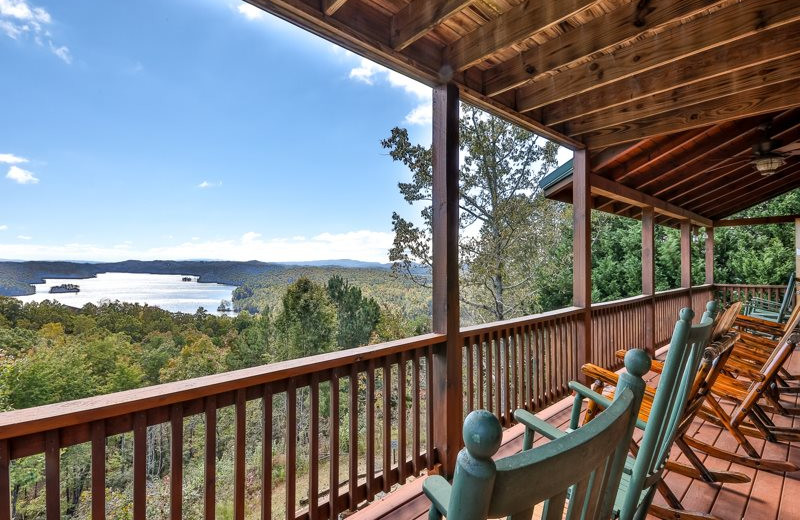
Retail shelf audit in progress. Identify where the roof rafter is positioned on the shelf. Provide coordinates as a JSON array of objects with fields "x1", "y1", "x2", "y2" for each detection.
[
  {"x1": 540, "y1": 21, "x2": 800, "y2": 124},
  {"x1": 443, "y1": 0, "x2": 599, "y2": 72},
  {"x1": 564, "y1": 54, "x2": 800, "y2": 136},
  {"x1": 581, "y1": 79, "x2": 800, "y2": 149},
  {"x1": 510, "y1": 0, "x2": 800, "y2": 109},
  {"x1": 322, "y1": 0, "x2": 348, "y2": 16},
  {"x1": 485, "y1": 0, "x2": 729, "y2": 98},
  {"x1": 391, "y1": 0, "x2": 475, "y2": 51}
]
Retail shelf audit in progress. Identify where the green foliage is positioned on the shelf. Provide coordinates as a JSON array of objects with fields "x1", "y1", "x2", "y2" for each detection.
[
  {"x1": 273, "y1": 278, "x2": 338, "y2": 359},
  {"x1": 327, "y1": 275, "x2": 380, "y2": 348}
]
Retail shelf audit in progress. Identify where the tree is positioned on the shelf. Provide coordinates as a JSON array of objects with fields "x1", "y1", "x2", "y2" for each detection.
[
  {"x1": 326, "y1": 275, "x2": 380, "y2": 348},
  {"x1": 273, "y1": 278, "x2": 337, "y2": 360},
  {"x1": 382, "y1": 104, "x2": 563, "y2": 323}
]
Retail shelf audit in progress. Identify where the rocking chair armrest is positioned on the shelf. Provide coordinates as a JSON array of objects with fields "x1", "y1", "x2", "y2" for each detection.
[
  {"x1": 513, "y1": 409, "x2": 567, "y2": 441},
  {"x1": 423, "y1": 475, "x2": 452, "y2": 517},
  {"x1": 568, "y1": 382, "x2": 649, "y2": 431}
]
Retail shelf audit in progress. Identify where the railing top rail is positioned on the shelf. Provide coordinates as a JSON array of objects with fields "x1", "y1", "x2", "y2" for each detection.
[
  {"x1": 591, "y1": 294, "x2": 650, "y2": 310},
  {"x1": 715, "y1": 284, "x2": 787, "y2": 289},
  {"x1": 654, "y1": 287, "x2": 691, "y2": 298},
  {"x1": 0, "y1": 332, "x2": 445, "y2": 440},
  {"x1": 459, "y1": 306, "x2": 584, "y2": 336}
]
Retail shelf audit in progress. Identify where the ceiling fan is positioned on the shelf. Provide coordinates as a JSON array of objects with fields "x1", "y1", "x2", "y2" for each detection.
[{"x1": 702, "y1": 125, "x2": 800, "y2": 175}]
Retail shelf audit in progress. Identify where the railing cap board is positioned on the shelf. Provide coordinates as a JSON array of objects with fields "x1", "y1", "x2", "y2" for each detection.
[
  {"x1": 591, "y1": 294, "x2": 651, "y2": 310},
  {"x1": 459, "y1": 306, "x2": 584, "y2": 336},
  {"x1": 0, "y1": 332, "x2": 445, "y2": 440}
]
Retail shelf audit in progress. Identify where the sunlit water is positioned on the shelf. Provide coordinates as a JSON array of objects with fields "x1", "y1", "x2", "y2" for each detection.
[{"x1": 15, "y1": 272, "x2": 237, "y2": 315}]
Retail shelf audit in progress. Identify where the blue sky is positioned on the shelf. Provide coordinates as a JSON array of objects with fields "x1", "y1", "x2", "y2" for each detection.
[{"x1": 0, "y1": 0, "x2": 568, "y2": 263}]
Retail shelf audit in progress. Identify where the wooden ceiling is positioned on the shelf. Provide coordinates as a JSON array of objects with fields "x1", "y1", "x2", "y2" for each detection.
[
  {"x1": 544, "y1": 108, "x2": 800, "y2": 225},
  {"x1": 245, "y1": 0, "x2": 800, "y2": 221},
  {"x1": 246, "y1": 0, "x2": 800, "y2": 151}
]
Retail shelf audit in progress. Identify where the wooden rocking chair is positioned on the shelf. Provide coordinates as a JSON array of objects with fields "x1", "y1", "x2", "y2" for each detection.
[
  {"x1": 517, "y1": 305, "x2": 717, "y2": 520},
  {"x1": 422, "y1": 352, "x2": 647, "y2": 520}
]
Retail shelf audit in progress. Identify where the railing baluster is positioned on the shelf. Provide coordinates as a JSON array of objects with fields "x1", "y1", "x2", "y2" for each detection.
[
  {"x1": 91, "y1": 421, "x2": 105, "y2": 520},
  {"x1": 366, "y1": 359, "x2": 376, "y2": 500},
  {"x1": 286, "y1": 381, "x2": 297, "y2": 520},
  {"x1": 494, "y1": 331, "x2": 502, "y2": 418},
  {"x1": 45, "y1": 430, "x2": 60, "y2": 520},
  {"x1": 476, "y1": 336, "x2": 484, "y2": 410},
  {"x1": 425, "y1": 345, "x2": 434, "y2": 469},
  {"x1": 382, "y1": 357, "x2": 392, "y2": 493},
  {"x1": 502, "y1": 329, "x2": 510, "y2": 424},
  {"x1": 466, "y1": 338, "x2": 474, "y2": 413},
  {"x1": 205, "y1": 396, "x2": 216, "y2": 520},
  {"x1": 170, "y1": 404, "x2": 183, "y2": 520},
  {"x1": 397, "y1": 353, "x2": 407, "y2": 483},
  {"x1": 411, "y1": 350, "x2": 421, "y2": 476},
  {"x1": 348, "y1": 365, "x2": 358, "y2": 510},
  {"x1": 262, "y1": 388, "x2": 271, "y2": 520},
  {"x1": 0, "y1": 440, "x2": 9, "y2": 520},
  {"x1": 310, "y1": 374, "x2": 320, "y2": 520},
  {"x1": 329, "y1": 371, "x2": 339, "y2": 520},
  {"x1": 133, "y1": 412, "x2": 146, "y2": 520},
  {"x1": 234, "y1": 389, "x2": 246, "y2": 520}
]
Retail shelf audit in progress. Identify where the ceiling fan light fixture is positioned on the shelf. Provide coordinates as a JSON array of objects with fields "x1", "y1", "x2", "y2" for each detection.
[{"x1": 754, "y1": 155, "x2": 786, "y2": 175}]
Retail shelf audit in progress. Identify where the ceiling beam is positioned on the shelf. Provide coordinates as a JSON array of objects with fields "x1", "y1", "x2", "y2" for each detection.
[
  {"x1": 391, "y1": 0, "x2": 474, "y2": 51},
  {"x1": 484, "y1": 0, "x2": 727, "y2": 97},
  {"x1": 589, "y1": 174, "x2": 712, "y2": 227},
  {"x1": 511, "y1": 0, "x2": 800, "y2": 109},
  {"x1": 602, "y1": 130, "x2": 706, "y2": 183},
  {"x1": 443, "y1": 0, "x2": 598, "y2": 72},
  {"x1": 564, "y1": 54, "x2": 800, "y2": 136},
  {"x1": 580, "y1": 79, "x2": 800, "y2": 149},
  {"x1": 714, "y1": 215, "x2": 800, "y2": 227},
  {"x1": 322, "y1": 0, "x2": 348, "y2": 16},
  {"x1": 641, "y1": 112, "x2": 800, "y2": 198},
  {"x1": 540, "y1": 21, "x2": 800, "y2": 124}
]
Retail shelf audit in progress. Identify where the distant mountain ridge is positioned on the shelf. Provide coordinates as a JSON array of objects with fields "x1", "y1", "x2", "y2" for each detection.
[{"x1": 0, "y1": 259, "x2": 392, "y2": 297}]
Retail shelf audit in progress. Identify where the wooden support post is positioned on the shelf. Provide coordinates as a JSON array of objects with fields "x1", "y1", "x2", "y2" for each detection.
[
  {"x1": 705, "y1": 227, "x2": 714, "y2": 286},
  {"x1": 573, "y1": 149, "x2": 592, "y2": 382},
  {"x1": 795, "y1": 219, "x2": 800, "y2": 297},
  {"x1": 642, "y1": 207, "x2": 656, "y2": 355},
  {"x1": 680, "y1": 220, "x2": 692, "y2": 307},
  {"x1": 431, "y1": 82, "x2": 461, "y2": 478}
]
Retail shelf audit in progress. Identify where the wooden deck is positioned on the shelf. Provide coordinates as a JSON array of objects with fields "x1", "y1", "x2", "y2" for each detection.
[{"x1": 350, "y1": 350, "x2": 800, "y2": 520}]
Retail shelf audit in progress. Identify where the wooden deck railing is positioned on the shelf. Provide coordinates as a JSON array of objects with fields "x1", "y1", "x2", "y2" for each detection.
[
  {"x1": 0, "y1": 282, "x2": 751, "y2": 519},
  {"x1": 0, "y1": 334, "x2": 445, "y2": 520},
  {"x1": 716, "y1": 283, "x2": 794, "y2": 308}
]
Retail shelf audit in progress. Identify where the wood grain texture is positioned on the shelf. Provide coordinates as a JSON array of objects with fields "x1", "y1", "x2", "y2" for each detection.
[
  {"x1": 573, "y1": 149, "x2": 592, "y2": 384},
  {"x1": 170, "y1": 405, "x2": 183, "y2": 520},
  {"x1": 91, "y1": 421, "x2": 105, "y2": 520},
  {"x1": 512, "y1": 0, "x2": 800, "y2": 107},
  {"x1": 582, "y1": 79, "x2": 800, "y2": 149},
  {"x1": 45, "y1": 430, "x2": 59, "y2": 520},
  {"x1": 204, "y1": 397, "x2": 216, "y2": 520},
  {"x1": 540, "y1": 22, "x2": 800, "y2": 123},
  {"x1": 391, "y1": 0, "x2": 473, "y2": 51},
  {"x1": 444, "y1": 0, "x2": 596, "y2": 71},
  {"x1": 487, "y1": 0, "x2": 727, "y2": 97},
  {"x1": 133, "y1": 412, "x2": 146, "y2": 520},
  {"x1": 0, "y1": 441, "x2": 8, "y2": 520}
]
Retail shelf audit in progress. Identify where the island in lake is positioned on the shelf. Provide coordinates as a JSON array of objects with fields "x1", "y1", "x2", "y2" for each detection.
[{"x1": 49, "y1": 284, "x2": 80, "y2": 294}]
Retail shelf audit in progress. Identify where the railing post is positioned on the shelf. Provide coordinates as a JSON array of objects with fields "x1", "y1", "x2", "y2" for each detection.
[
  {"x1": 642, "y1": 207, "x2": 656, "y2": 355},
  {"x1": 795, "y1": 218, "x2": 800, "y2": 303},
  {"x1": 680, "y1": 220, "x2": 692, "y2": 308},
  {"x1": 431, "y1": 82, "x2": 461, "y2": 477},
  {"x1": 573, "y1": 149, "x2": 592, "y2": 383},
  {"x1": 705, "y1": 227, "x2": 714, "y2": 286}
]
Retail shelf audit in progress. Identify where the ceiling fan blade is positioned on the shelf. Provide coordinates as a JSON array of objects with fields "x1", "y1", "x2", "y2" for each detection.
[{"x1": 775, "y1": 141, "x2": 800, "y2": 154}]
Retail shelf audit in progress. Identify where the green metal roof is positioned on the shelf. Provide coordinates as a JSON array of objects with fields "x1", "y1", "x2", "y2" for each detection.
[{"x1": 539, "y1": 159, "x2": 573, "y2": 192}]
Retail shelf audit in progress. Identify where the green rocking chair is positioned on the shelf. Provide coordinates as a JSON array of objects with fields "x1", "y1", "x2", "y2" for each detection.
[
  {"x1": 516, "y1": 303, "x2": 717, "y2": 520},
  {"x1": 422, "y1": 350, "x2": 650, "y2": 520},
  {"x1": 743, "y1": 271, "x2": 795, "y2": 323}
]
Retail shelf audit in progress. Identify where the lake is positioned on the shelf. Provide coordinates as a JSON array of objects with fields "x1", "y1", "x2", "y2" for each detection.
[{"x1": 16, "y1": 272, "x2": 238, "y2": 315}]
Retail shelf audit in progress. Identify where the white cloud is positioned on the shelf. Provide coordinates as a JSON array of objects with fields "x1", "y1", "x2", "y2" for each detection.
[
  {"x1": 0, "y1": 153, "x2": 27, "y2": 164},
  {"x1": 48, "y1": 41, "x2": 71, "y2": 64},
  {"x1": 236, "y1": 3, "x2": 267, "y2": 21},
  {"x1": 0, "y1": 230, "x2": 394, "y2": 263},
  {"x1": 0, "y1": 1, "x2": 71, "y2": 63},
  {"x1": 0, "y1": 225, "x2": 7, "y2": 231},
  {"x1": 348, "y1": 57, "x2": 431, "y2": 126},
  {"x1": 6, "y1": 165, "x2": 39, "y2": 184},
  {"x1": 197, "y1": 180, "x2": 222, "y2": 189},
  {"x1": 16, "y1": 235, "x2": 31, "y2": 240}
]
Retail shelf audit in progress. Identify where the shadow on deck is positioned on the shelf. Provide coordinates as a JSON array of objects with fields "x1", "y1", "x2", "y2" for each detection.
[{"x1": 349, "y1": 350, "x2": 800, "y2": 520}]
